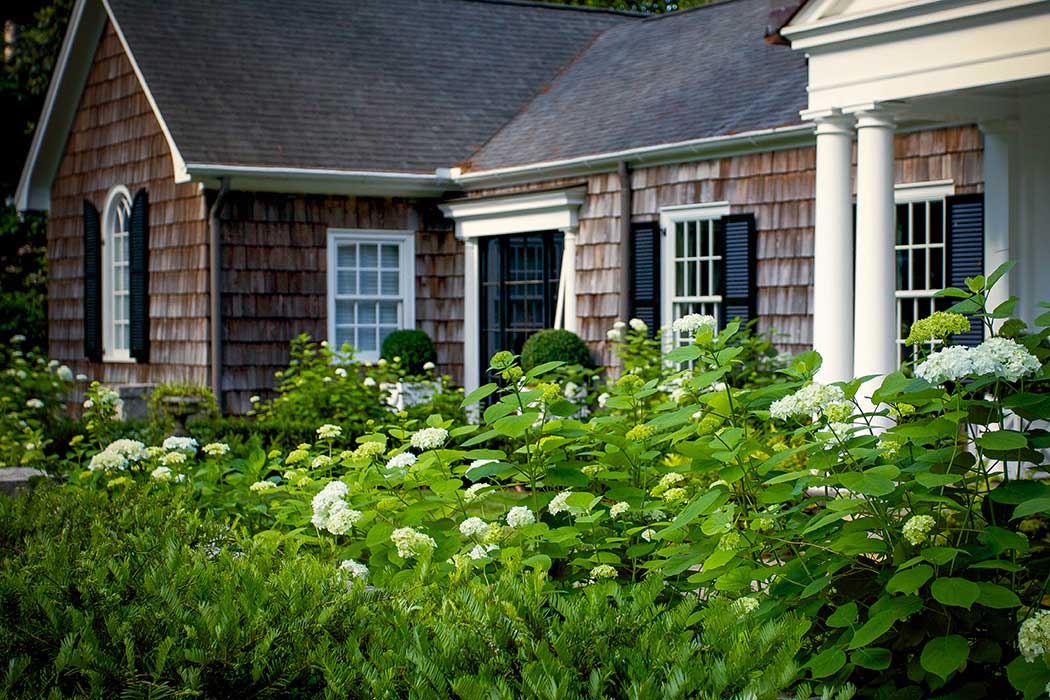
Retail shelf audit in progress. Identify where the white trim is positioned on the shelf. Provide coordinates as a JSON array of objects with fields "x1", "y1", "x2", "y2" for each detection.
[
  {"x1": 439, "y1": 188, "x2": 587, "y2": 239},
  {"x1": 101, "y1": 185, "x2": 132, "y2": 363},
  {"x1": 462, "y1": 239, "x2": 481, "y2": 398},
  {"x1": 658, "y1": 202, "x2": 731, "y2": 346},
  {"x1": 894, "y1": 179, "x2": 955, "y2": 203},
  {"x1": 100, "y1": 0, "x2": 188, "y2": 183},
  {"x1": 453, "y1": 125, "x2": 814, "y2": 188},
  {"x1": 186, "y1": 163, "x2": 453, "y2": 197},
  {"x1": 325, "y1": 229, "x2": 416, "y2": 364}
]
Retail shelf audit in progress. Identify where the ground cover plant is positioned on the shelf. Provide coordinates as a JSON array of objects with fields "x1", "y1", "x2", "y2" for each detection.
[{"x1": 3, "y1": 264, "x2": 1050, "y2": 698}]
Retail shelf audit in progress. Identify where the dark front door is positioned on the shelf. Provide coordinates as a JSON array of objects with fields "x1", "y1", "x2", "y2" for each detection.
[{"x1": 479, "y1": 231, "x2": 563, "y2": 384}]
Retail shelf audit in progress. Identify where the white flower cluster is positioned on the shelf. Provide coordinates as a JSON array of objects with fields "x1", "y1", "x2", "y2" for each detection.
[
  {"x1": 385, "y1": 452, "x2": 416, "y2": 477},
  {"x1": 423, "y1": 361, "x2": 436, "y2": 371},
  {"x1": 339, "y1": 559, "x2": 369, "y2": 582},
  {"x1": 250, "y1": 480, "x2": 275, "y2": 492},
  {"x1": 317, "y1": 424, "x2": 342, "y2": 440},
  {"x1": 467, "y1": 458, "x2": 497, "y2": 475},
  {"x1": 202, "y1": 442, "x2": 230, "y2": 457},
  {"x1": 410, "y1": 427, "x2": 448, "y2": 451},
  {"x1": 83, "y1": 385, "x2": 122, "y2": 413},
  {"x1": 607, "y1": 320, "x2": 628, "y2": 342},
  {"x1": 629, "y1": 318, "x2": 648, "y2": 333},
  {"x1": 390, "y1": 526, "x2": 436, "y2": 559},
  {"x1": 1019, "y1": 610, "x2": 1050, "y2": 663},
  {"x1": 902, "y1": 514, "x2": 936, "y2": 546},
  {"x1": 160, "y1": 451, "x2": 187, "y2": 466},
  {"x1": 506, "y1": 506, "x2": 535, "y2": 528},
  {"x1": 769, "y1": 383, "x2": 846, "y2": 421},
  {"x1": 459, "y1": 516, "x2": 491, "y2": 539},
  {"x1": 463, "y1": 483, "x2": 490, "y2": 502},
  {"x1": 468, "y1": 543, "x2": 499, "y2": 560},
  {"x1": 162, "y1": 436, "x2": 198, "y2": 453},
  {"x1": 88, "y1": 439, "x2": 148, "y2": 472},
  {"x1": 671, "y1": 314, "x2": 717, "y2": 335},
  {"x1": 151, "y1": 466, "x2": 173, "y2": 481},
  {"x1": 915, "y1": 337, "x2": 1041, "y2": 385},
  {"x1": 609, "y1": 501, "x2": 630, "y2": 518},
  {"x1": 548, "y1": 490, "x2": 590, "y2": 517},
  {"x1": 590, "y1": 564, "x2": 617, "y2": 579},
  {"x1": 732, "y1": 597, "x2": 760, "y2": 614},
  {"x1": 25, "y1": 398, "x2": 44, "y2": 410},
  {"x1": 56, "y1": 365, "x2": 74, "y2": 382},
  {"x1": 311, "y1": 480, "x2": 362, "y2": 535}
]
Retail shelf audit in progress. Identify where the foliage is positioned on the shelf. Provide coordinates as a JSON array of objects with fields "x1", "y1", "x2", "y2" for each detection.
[
  {"x1": 147, "y1": 381, "x2": 219, "y2": 428},
  {"x1": 380, "y1": 329, "x2": 437, "y2": 375},
  {"x1": 0, "y1": 485, "x2": 808, "y2": 699},
  {"x1": 0, "y1": 207, "x2": 47, "y2": 349},
  {"x1": 0, "y1": 335, "x2": 80, "y2": 468},
  {"x1": 521, "y1": 328, "x2": 594, "y2": 370}
]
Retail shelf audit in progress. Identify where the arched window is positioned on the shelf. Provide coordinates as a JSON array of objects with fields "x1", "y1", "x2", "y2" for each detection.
[{"x1": 102, "y1": 185, "x2": 132, "y2": 360}]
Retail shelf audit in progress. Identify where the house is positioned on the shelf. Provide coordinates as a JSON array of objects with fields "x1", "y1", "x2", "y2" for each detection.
[{"x1": 16, "y1": 0, "x2": 1043, "y2": 413}]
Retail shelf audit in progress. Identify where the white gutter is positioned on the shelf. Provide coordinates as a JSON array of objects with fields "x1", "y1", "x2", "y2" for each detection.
[
  {"x1": 453, "y1": 123, "x2": 815, "y2": 187},
  {"x1": 184, "y1": 163, "x2": 455, "y2": 197}
]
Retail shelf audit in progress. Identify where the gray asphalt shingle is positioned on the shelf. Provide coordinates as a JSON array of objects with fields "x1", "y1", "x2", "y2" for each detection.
[
  {"x1": 465, "y1": 0, "x2": 809, "y2": 171},
  {"x1": 108, "y1": 0, "x2": 633, "y2": 173}
]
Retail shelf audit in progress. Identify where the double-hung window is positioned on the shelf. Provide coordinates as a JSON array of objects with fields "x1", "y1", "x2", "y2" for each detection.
[
  {"x1": 894, "y1": 181, "x2": 954, "y2": 364},
  {"x1": 327, "y1": 229, "x2": 415, "y2": 363},
  {"x1": 102, "y1": 185, "x2": 132, "y2": 361},
  {"x1": 660, "y1": 202, "x2": 731, "y2": 345}
]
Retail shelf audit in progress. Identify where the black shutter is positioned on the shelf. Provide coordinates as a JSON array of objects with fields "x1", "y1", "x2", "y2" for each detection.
[
  {"x1": 129, "y1": 188, "x2": 150, "y2": 362},
  {"x1": 629, "y1": 221, "x2": 660, "y2": 335},
  {"x1": 83, "y1": 200, "x2": 102, "y2": 362},
  {"x1": 718, "y1": 213, "x2": 758, "y2": 327},
  {"x1": 946, "y1": 193, "x2": 984, "y2": 347}
]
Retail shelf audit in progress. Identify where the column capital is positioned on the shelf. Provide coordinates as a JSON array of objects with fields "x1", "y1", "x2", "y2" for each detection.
[
  {"x1": 854, "y1": 110, "x2": 896, "y2": 130},
  {"x1": 560, "y1": 225, "x2": 579, "y2": 237}
]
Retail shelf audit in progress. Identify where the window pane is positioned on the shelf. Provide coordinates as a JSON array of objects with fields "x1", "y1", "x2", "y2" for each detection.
[
  {"x1": 381, "y1": 245, "x2": 399, "y2": 269},
  {"x1": 337, "y1": 244, "x2": 357, "y2": 269},
  {"x1": 675, "y1": 261, "x2": 684, "y2": 297},
  {"x1": 687, "y1": 261, "x2": 697, "y2": 297},
  {"x1": 360, "y1": 270, "x2": 379, "y2": 295},
  {"x1": 895, "y1": 204, "x2": 908, "y2": 245},
  {"x1": 912, "y1": 248, "x2": 926, "y2": 290},
  {"x1": 896, "y1": 250, "x2": 908, "y2": 291},
  {"x1": 335, "y1": 327, "x2": 353, "y2": 349},
  {"x1": 930, "y1": 247, "x2": 944, "y2": 290},
  {"x1": 379, "y1": 302, "x2": 398, "y2": 325},
  {"x1": 686, "y1": 221, "x2": 697, "y2": 259},
  {"x1": 337, "y1": 271, "x2": 355, "y2": 294},
  {"x1": 360, "y1": 244, "x2": 378, "y2": 268},
  {"x1": 358, "y1": 303, "x2": 376, "y2": 325},
  {"x1": 356, "y1": 326, "x2": 376, "y2": 351},
  {"x1": 675, "y1": 222, "x2": 684, "y2": 258},
  {"x1": 912, "y1": 204, "x2": 926, "y2": 245},
  {"x1": 335, "y1": 300, "x2": 355, "y2": 325},
  {"x1": 930, "y1": 201, "x2": 944, "y2": 243},
  {"x1": 381, "y1": 272, "x2": 399, "y2": 295}
]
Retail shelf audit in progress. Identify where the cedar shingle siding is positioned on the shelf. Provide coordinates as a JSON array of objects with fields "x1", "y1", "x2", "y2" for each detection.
[{"x1": 49, "y1": 23, "x2": 209, "y2": 389}]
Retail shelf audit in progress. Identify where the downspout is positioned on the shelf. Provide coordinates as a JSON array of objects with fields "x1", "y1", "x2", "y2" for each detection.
[
  {"x1": 209, "y1": 177, "x2": 230, "y2": 413},
  {"x1": 618, "y1": 160, "x2": 632, "y2": 322}
]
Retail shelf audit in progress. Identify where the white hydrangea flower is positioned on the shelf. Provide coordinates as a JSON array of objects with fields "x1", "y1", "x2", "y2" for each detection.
[
  {"x1": 597, "y1": 392, "x2": 610, "y2": 408},
  {"x1": 76, "y1": 373, "x2": 88, "y2": 382},
  {"x1": 506, "y1": 506, "x2": 536, "y2": 528},
  {"x1": 107, "y1": 439, "x2": 148, "y2": 462},
  {"x1": 202, "y1": 442, "x2": 230, "y2": 457},
  {"x1": 671, "y1": 314, "x2": 717, "y2": 335},
  {"x1": 607, "y1": 328, "x2": 623, "y2": 342},
  {"x1": 162, "y1": 436, "x2": 198, "y2": 453},
  {"x1": 914, "y1": 345, "x2": 976, "y2": 385},
  {"x1": 89, "y1": 450, "x2": 127, "y2": 472},
  {"x1": 151, "y1": 466, "x2": 173, "y2": 481},
  {"x1": 463, "y1": 483, "x2": 490, "y2": 502},
  {"x1": 423, "y1": 361, "x2": 436, "y2": 371},
  {"x1": 385, "y1": 451, "x2": 416, "y2": 476},
  {"x1": 363, "y1": 377, "x2": 377, "y2": 387},
  {"x1": 969, "y1": 337, "x2": 1041, "y2": 382},
  {"x1": 334, "y1": 367, "x2": 348, "y2": 378},
  {"x1": 629, "y1": 318, "x2": 648, "y2": 333},
  {"x1": 249, "y1": 480, "x2": 275, "y2": 492},
  {"x1": 1019, "y1": 610, "x2": 1050, "y2": 663},
  {"x1": 733, "y1": 597, "x2": 760, "y2": 614},
  {"x1": 641, "y1": 528, "x2": 657, "y2": 542},
  {"x1": 317, "y1": 424, "x2": 342, "y2": 440},
  {"x1": 24, "y1": 398, "x2": 44, "y2": 410},
  {"x1": 339, "y1": 559, "x2": 369, "y2": 582},
  {"x1": 590, "y1": 564, "x2": 617, "y2": 579},
  {"x1": 160, "y1": 451, "x2": 187, "y2": 466},
  {"x1": 609, "y1": 501, "x2": 630, "y2": 518},
  {"x1": 390, "y1": 527, "x2": 437, "y2": 559},
  {"x1": 769, "y1": 383, "x2": 846, "y2": 421},
  {"x1": 56, "y1": 365, "x2": 73, "y2": 382},
  {"x1": 325, "y1": 505, "x2": 363, "y2": 535},
  {"x1": 468, "y1": 543, "x2": 499, "y2": 560},
  {"x1": 411, "y1": 427, "x2": 448, "y2": 450},
  {"x1": 249, "y1": 395, "x2": 260, "y2": 403},
  {"x1": 311, "y1": 455, "x2": 333, "y2": 469},
  {"x1": 547, "y1": 490, "x2": 574, "y2": 515},
  {"x1": 311, "y1": 480, "x2": 350, "y2": 530},
  {"x1": 459, "y1": 516, "x2": 491, "y2": 539},
  {"x1": 902, "y1": 514, "x2": 936, "y2": 546}
]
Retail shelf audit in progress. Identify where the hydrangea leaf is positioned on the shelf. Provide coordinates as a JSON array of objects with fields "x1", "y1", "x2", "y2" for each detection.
[
  {"x1": 920, "y1": 635, "x2": 969, "y2": 680},
  {"x1": 886, "y1": 565, "x2": 933, "y2": 595},
  {"x1": 806, "y1": 647, "x2": 846, "y2": 679},
  {"x1": 930, "y1": 577, "x2": 981, "y2": 609}
]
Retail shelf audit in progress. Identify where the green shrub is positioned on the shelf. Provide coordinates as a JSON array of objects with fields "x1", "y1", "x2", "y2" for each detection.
[
  {"x1": 380, "y1": 329, "x2": 437, "y2": 375},
  {"x1": 521, "y1": 328, "x2": 593, "y2": 370}
]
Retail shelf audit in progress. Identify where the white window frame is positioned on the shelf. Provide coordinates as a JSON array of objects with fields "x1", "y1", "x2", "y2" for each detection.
[
  {"x1": 659, "y1": 201, "x2": 730, "y2": 346},
  {"x1": 894, "y1": 180, "x2": 955, "y2": 364},
  {"x1": 326, "y1": 229, "x2": 416, "y2": 363},
  {"x1": 101, "y1": 184, "x2": 133, "y2": 362}
]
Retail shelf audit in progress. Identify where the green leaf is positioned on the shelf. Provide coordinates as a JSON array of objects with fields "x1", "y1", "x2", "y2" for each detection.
[
  {"x1": 847, "y1": 611, "x2": 898, "y2": 650},
  {"x1": 977, "y1": 430, "x2": 1027, "y2": 451},
  {"x1": 522, "y1": 554, "x2": 551, "y2": 570},
  {"x1": 852, "y1": 647, "x2": 892, "y2": 671},
  {"x1": 429, "y1": 478, "x2": 463, "y2": 497},
  {"x1": 807, "y1": 647, "x2": 846, "y2": 679},
  {"x1": 665, "y1": 345, "x2": 703, "y2": 364},
  {"x1": 1012, "y1": 497, "x2": 1050, "y2": 520},
  {"x1": 976, "y1": 582, "x2": 1022, "y2": 609},
  {"x1": 922, "y1": 546, "x2": 965, "y2": 566},
  {"x1": 930, "y1": 577, "x2": 981, "y2": 609},
  {"x1": 565, "y1": 492, "x2": 596, "y2": 510},
  {"x1": 524, "y1": 361, "x2": 564, "y2": 380},
  {"x1": 492, "y1": 413, "x2": 538, "y2": 439},
  {"x1": 660, "y1": 488, "x2": 727, "y2": 535},
  {"x1": 827, "y1": 602, "x2": 858, "y2": 628},
  {"x1": 981, "y1": 526, "x2": 1030, "y2": 555},
  {"x1": 703, "y1": 549, "x2": 735, "y2": 571},
  {"x1": 886, "y1": 565, "x2": 933, "y2": 595},
  {"x1": 1007, "y1": 655, "x2": 1050, "y2": 700},
  {"x1": 915, "y1": 473, "x2": 962, "y2": 488},
  {"x1": 920, "y1": 635, "x2": 969, "y2": 680},
  {"x1": 483, "y1": 401, "x2": 517, "y2": 424},
  {"x1": 838, "y1": 470, "x2": 896, "y2": 497},
  {"x1": 986, "y1": 260, "x2": 1016, "y2": 293}
]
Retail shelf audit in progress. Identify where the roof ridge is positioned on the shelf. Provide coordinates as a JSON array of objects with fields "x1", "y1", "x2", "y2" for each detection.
[{"x1": 450, "y1": 0, "x2": 646, "y2": 19}]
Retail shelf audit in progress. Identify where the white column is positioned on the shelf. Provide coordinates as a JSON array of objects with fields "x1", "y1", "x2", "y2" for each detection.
[
  {"x1": 462, "y1": 237, "x2": 480, "y2": 397},
  {"x1": 812, "y1": 115, "x2": 856, "y2": 383},
  {"x1": 560, "y1": 227, "x2": 578, "y2": 333},
  {"x1": 853, "y1": 110, "x2": 898, "y2": 397},
  {"x1": 980, "y1": 120, "x2": 1016, "y2": 328}
]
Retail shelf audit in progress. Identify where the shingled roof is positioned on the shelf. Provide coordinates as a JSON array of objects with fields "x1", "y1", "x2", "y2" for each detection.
[
  {"x1": 106, "y1": 0, "x2": 635, "y2": 174},
  {"x1": 464, "y1": 0, "x2": 809, "y2": 171}
]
